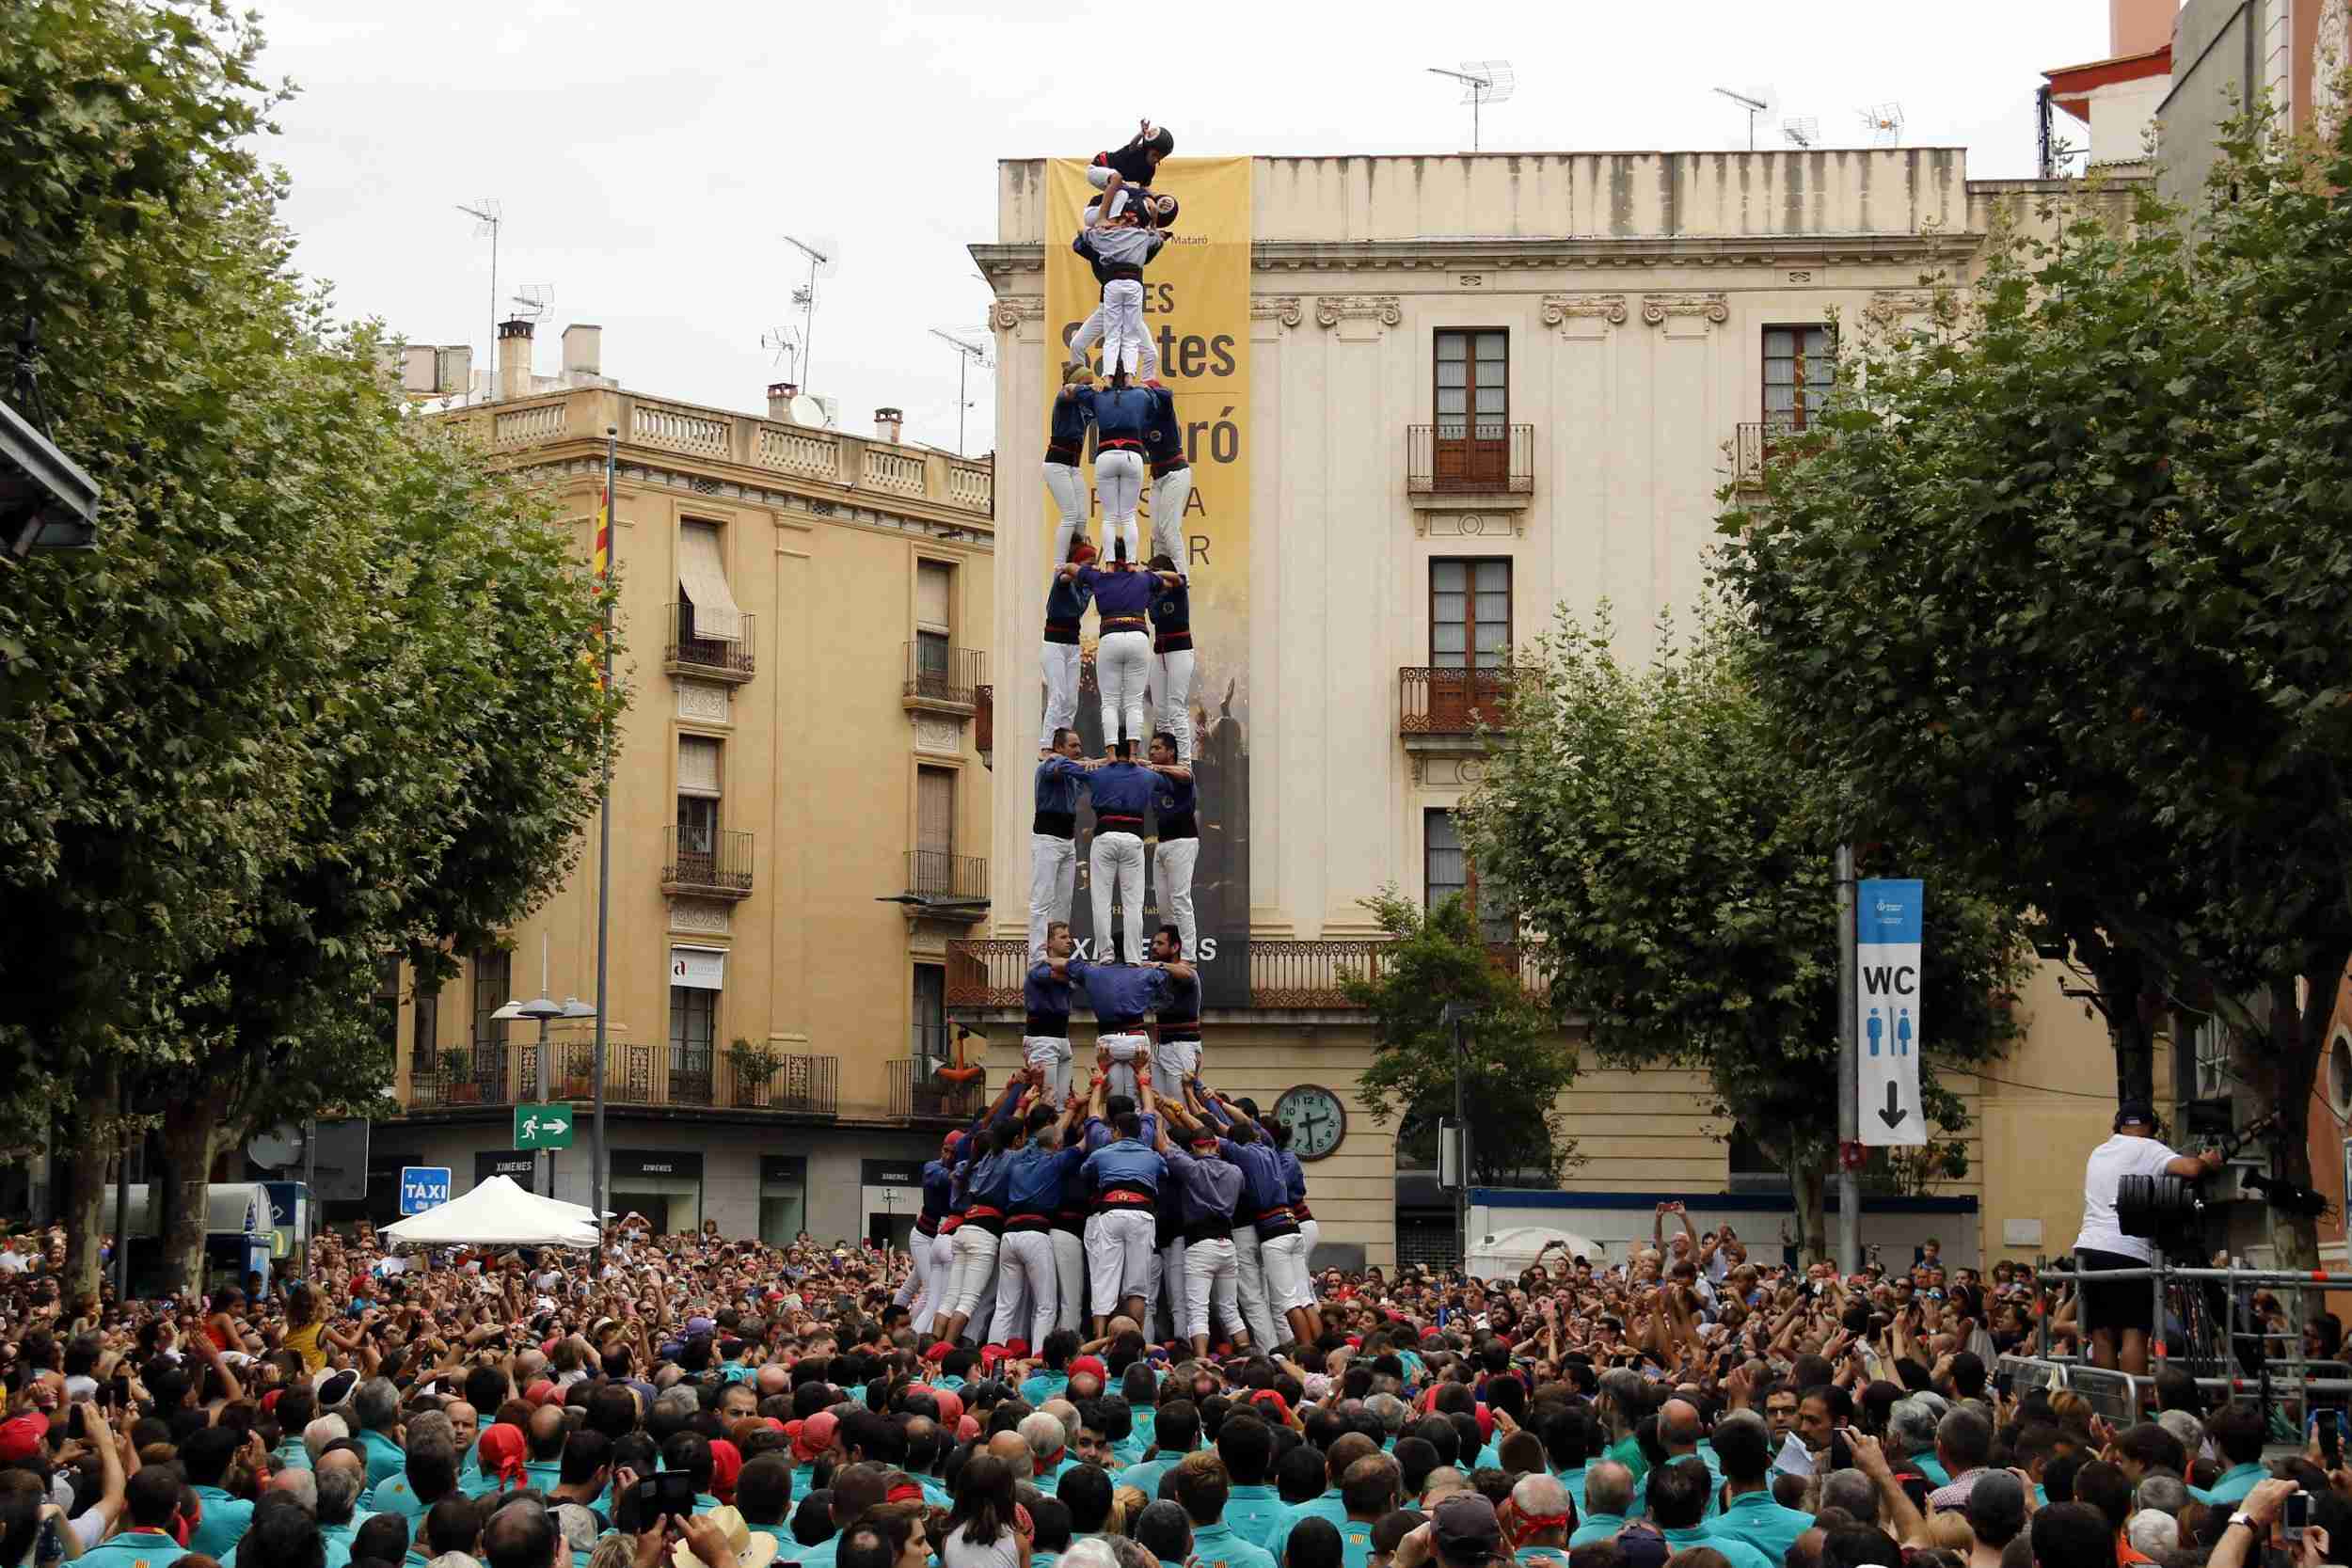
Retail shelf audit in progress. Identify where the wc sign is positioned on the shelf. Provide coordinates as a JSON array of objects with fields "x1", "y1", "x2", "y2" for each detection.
[{"x1": 1855, "y1": 879, "x2": 1925, "y2": 1148}]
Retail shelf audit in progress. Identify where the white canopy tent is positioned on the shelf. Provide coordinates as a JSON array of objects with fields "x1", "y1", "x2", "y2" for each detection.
[
  {"x1": 1466, "y1": 1225, "x2": 1603, "y2": 1281},
  {"x1": 379, "y1": 1175, "x2": 597, "y2": 1250}
]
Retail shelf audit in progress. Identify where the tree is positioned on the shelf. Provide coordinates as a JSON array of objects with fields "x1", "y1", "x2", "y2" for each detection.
[
  {"x1": 1715, "y1": 90, "x2": 2352, "y2": 1265},
  {"x1": 1455, "y1": 607, "x2": 2030, "y2": 1259},
  {"x1": 1343, "y1": 888, "x2": 1581, "y2": 1187}
]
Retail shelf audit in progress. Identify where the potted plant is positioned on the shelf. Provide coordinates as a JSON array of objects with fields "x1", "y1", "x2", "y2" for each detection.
[
  {"x1": 560, "y1": 1052, "x2": 594, "y2": 1100},
  {"x1": 442, "y1": 1047, "x2": 478, "y2": 1103},
  {"x1": 728, "y1": 1038, "x2": 781, "y2": 1103}
]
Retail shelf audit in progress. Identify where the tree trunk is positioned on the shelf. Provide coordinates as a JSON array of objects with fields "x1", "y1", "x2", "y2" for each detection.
[
  {"x1": 2267, "y1": 955, "x2": 2344, "y2": 1272},
  {"x1": 1790, "y1": 1154, "x2": 1828, "y2": 1265},
  {"x1": 158, "y1": 1081, "x2": 230, "y2": 1300},
  {"x1": 60, "y1": 1062, "x2": 117, "y2": 1305}
]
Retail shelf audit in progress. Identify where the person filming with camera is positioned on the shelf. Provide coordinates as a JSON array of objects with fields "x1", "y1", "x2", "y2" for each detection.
[{"x1": 2075, "y1": 1100, "x2": 2222, "y2": 1375}]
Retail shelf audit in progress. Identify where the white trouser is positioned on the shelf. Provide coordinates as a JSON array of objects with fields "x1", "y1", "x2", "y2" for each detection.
[
  {"x1": 1185, "y1": 1237, "x2": 1242, "y2": 1344},
  {"x1": 1294, "y1": 1219, "x2": 1322, "y2": 1309},
  {"x1": 993, "y1": 1229, "x2": 1059, "y2": 1347},
  {"x1": 1153, "y1": 835, "x2": 1200, "y2": 961},
  {"x1": 1155, "y1": 649, "x2": 1196, "y2": 764},
  {"x1": 1029, "y1": 832, "x2": 1076, "y2": 961},
  {"x1": 1094, "y1": 628, "x2": 1151, "y2": 755},
  {"x1": 1099, "y1": 1030, "x2": 1149, "y2": 1103},
  {"x1": 1070, "y1": 290, "x2": 1161, "y2": 383},
  {"x1": 1148, "y1": 1035, "x2": 1200, "y2": 1101},
  {"x1": 1149, "y1": 467, "x2": 1191, "y2": 565},
  {"x1": 900, "y1": 1229, "x2": 935, "y2": 1328},
  {"x1": 1260, "y1": 1228, "x2": 1311, "y2": 1325},
  {"x1": 1093, "y1": 450, "x2": 1144, "y2": 564},
  {"x1": 1052, "y1": 1228, "x2": 1087, "y2": 1332},
  {"x1": 1045, "y1": 461, "x2": 1090, "y2": 564},
  {"x1": 1041, "y1": 642, "x2": 1083, "y2": 753},
  {"x1": 1024, "y1": 1036, "x2": 1073, "y2": 1103},
  {"x1": 1086, "y1": 165, "x2": 1132, "y2": 220},
  {"x1": 929, "y1": 1228, "x2": 956, "y2": 1323},
  {"x1": 946, "y1": 1224, "x2": 1001, "y2": 1319},
  {"x1": 1086, "y1": 1208, "x2": 1157, "y2": 1311},
  {"x1": 1089, "y1": 831, "x2": 1147, "y2": 964},
  {"x1": 1160, "y1": 1238, "x2": 1192, "y2": 1341},
  {"x1": 1232, "y1": 1226, "x2": 1281, "y2": 1351}
]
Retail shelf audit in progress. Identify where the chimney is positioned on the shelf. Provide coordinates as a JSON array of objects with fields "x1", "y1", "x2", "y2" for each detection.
[
  {"x1": 561, "y1": 324, "x2": 601, "y2": 383},
  {"x1": 497, "y1": 318, "x2": 534, "y2": 400},
  {"x1": 767, "y1": 382, "x2": 800, "y2": 420},
  {"x1": 875, "y1": 406, "x2": 904, "y2": 444},
  {"x1": 2109, "y1": 0, "x2": 2171, "y2": 55}
]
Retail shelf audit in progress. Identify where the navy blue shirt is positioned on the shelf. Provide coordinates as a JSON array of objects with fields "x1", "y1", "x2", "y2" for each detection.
[
  {"x1": 1007, "y1": 1144, "x2": 1087, "y2": 1218},
  {"x1": 1152, "y1": 770, "x2": 1198, "y2": 839},
  {"x1": 1142, "y1": 388, "x2": 1185, "y2": 467},
  {"x1": 1073, "y1": 387, "x2": 1156, "y2": 446},
  {"x1": 1089, "y1": 760, "x2": 1156, "y2": 824},
  {"x1": 1034, "y1": 756, "x2": 1089, "y2": 837},
  {"x1": 920, "y1": 1160, "x2": 954, "y2": 1222},
  {"x1": 1080, "y1": 961, "x2": 1172, "y2": 1023},
  {"x1": 1049, "y1": 394, "x2": 1094, "y2": 455},
  {"x1": 1221, "y1": 1136, "x2": 1295, "y2": 1222},
  {"x1": 1045, "y1": 571, "x2": 1094, "y2": 644},
  {"x1": 1025, "y1": 958, "x2": 1092, "y2": 1032},
  {"x1": 1152, "y1": 575, "x2": 1191, "y2": 651}
]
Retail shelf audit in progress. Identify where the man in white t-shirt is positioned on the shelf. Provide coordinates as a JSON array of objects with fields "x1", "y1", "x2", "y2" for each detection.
[{"x1": 2074, "y1": 1101, "x2": 2220, "y2": 1375}]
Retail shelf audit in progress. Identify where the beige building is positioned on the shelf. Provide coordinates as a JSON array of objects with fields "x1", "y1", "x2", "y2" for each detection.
[
  {"x1": 375, "y1": 322, "x2": 999, "y2": 1243},
  {"x1": 959, "y1": 149, "x2": 2121, "y2": 1273}
]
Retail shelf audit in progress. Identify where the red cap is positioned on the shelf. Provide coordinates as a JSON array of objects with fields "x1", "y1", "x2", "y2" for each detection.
[
  {"x1": 0, "y1": 1413, "x2": 47, "y2": 1464},
  {"x1": 1249, "y1": 1389, "x2": 1292, "y2": 1423},
  {"x1": 708, "y1": 1439, "x2": 743, "y2": 1502},
  {"x1": 980, "y1": 1345, "x2": 1009, "y2": 1369},
  {"x1": 1070, "y1": 1355, "x2": 1107, "y2": 1379},
  {"x1": 527, "y1": 1380, "x2": 563, "y2": 1407},
  {"x1": 924, "y1": 1342, "x2": 953, "y2": 1362}
]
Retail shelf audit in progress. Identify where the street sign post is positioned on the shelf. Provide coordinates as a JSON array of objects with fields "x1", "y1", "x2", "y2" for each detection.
[
  {"x1": 398, "y1": 1166, "x2": 452, "y2": 1216},
  {"x1": 1856, "y1": 878, "x2": 1926, "y2": 1148},
  {"x1": 513, "y1": 1104, "x2": 575, "y2": 1150}
]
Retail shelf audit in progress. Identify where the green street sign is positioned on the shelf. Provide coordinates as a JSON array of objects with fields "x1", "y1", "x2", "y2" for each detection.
[{"x1": 513, "y1": 1102, "x2": 575, "y2": 1150}]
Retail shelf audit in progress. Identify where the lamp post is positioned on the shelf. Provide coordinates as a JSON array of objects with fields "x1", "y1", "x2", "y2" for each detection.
[
  {"x1": 1439, "y1": 1000, "x2": 1476, "y2": 1270},
  {"x1": 494, "y1": 985, "x2": 597, "y2": 1198}
]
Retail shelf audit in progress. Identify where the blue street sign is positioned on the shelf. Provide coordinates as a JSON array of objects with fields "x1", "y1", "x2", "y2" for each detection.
[{"x1": 399, "y1": 1165, "x2": 453, "y2": 1216}]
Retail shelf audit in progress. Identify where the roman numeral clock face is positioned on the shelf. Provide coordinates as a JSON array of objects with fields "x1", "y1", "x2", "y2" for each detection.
[{"x1": 1274, "y1": 1085, "x2": 1346, "y2": 1160}]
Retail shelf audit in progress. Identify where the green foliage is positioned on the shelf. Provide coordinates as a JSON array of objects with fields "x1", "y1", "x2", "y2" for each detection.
[
  {"x1": 1454, "y1": 606, "x2": 2028, "y2": 1244},
  {"x1": 1343, "y1": 886, "x2": 1580, "y2": 1186}
]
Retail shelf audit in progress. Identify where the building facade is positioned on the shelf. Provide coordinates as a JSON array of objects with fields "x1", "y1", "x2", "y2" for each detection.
[
  {"x1": 960, "y1": 150, "x2": 2122, "y2": 1273},
  {"x1": 375, "y1": 323, "x2": 998, "y2": 1244}
]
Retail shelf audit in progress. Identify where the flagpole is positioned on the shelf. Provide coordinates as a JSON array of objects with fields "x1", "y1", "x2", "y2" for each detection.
[{"x1": 592, "y1": 427, "x2": 616, "y2": 1252}]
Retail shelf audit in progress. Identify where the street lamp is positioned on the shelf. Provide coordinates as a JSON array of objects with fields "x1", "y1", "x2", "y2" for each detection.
[{"x1": 493, "y1": 990, "x2": 596, "y2": 1197}]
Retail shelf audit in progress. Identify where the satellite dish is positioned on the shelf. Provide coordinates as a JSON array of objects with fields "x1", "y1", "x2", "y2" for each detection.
[
  {"x1": 787, "y1": 393, "x2": 827, "y2": 428},
  {"x1": 247, "y1": 1124, "x2": 304, "y2": 1171}
]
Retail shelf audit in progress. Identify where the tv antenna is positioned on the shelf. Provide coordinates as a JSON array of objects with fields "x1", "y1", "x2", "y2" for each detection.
[
  {"x1": 1712, "y1": 86, "x2": 1775, "y2": 151},
  {"x1": 1859, "y1": 102, "x2": 1905, "y2": 147},
  {"x1": 760, "y1": 326, "x2": 801, "y2": 380},
  {"x1": 929, "y1": 327, "x2": 993, "y2": 458},
  {"x1": 1782, "y1": 117, "x2": 1820, "y2": 149},
  {"x1": 781, "y1": 233, "x2": 840, "y2": 391},
  {"x1": 510, "y1": 283, "x2": 553, "y2": 323},
  {"x1": 1426, "y1": 61, "x2": 1516, "y2": 151},
  {"x1": 454, "y1": 199, "x2": 501, "y2": 399}
]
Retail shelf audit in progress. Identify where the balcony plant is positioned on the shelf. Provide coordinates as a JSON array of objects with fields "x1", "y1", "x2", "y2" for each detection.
[
  {"x1": 442, "y1": 1046, "x2": 478, "y2": 1103},
  {"x1": 728, "y1": 1038, "x2": 781, "y2": 1101},
  {"x1": 560, "y1": 1049, "x2": 593, "y2": 1101}
]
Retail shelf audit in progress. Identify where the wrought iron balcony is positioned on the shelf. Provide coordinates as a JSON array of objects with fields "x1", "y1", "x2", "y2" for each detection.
[
  {"x1": 730, "y1": 1052, "x2": 838, "y2": 1115},
  {"x1": 1406, "y1": 423, "x2": 1534, "y2": 497},
  {"x1": 405, "y1": 1040, "x2": 837, "y2": 1117},
  {"x1": 904, "y1": 849, "x2": 988, "y2": 903},
  {"x1": 405, "y1": 1042, "x2": 512, "y2": 1108},
  {"x1": 1399, "y1": 665, "x2": 1515, "y2": 739},
  {"x1": 663, "y1": 826, "x2": 755, "y2": 900},
  {"x1": 1732, "y1": 419, "x2": 1809, "y2": 489},
  {"x1": 904, "y1": 641, "x2": 987, "y2": 711},
  {"x1": 946, "y1": 939, "x2": 1545, "y2": 1009},
  {"x1": 890, "y1": 1054, "x2": 989, "y2": 1123},
  {"x1": 664, "y1": 600, "x2": 755, "y2": 681}
]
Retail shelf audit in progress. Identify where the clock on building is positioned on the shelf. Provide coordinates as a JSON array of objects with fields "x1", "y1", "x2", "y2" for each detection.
[{"x1": 1273, "y1": 1085, "x2": 1347, "y2": 1161}]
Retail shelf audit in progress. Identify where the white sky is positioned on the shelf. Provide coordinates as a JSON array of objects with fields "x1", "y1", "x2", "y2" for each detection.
[{"x1": 258, "y1": 0, "x2": 2109, "y2": 458}]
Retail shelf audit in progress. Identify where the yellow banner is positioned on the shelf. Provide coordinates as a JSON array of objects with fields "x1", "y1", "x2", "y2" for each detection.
[{"x1": 1044, "y1": 155, "x2": 1252, "y2": 1003}]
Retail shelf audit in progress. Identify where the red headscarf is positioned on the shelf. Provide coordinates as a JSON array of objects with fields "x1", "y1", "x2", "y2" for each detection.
[
  {"x1": 708, "y1": 1439, "x2": 743, "y2": 1505},
  {"x1": 477, "y1": 1424, "x2": 529, "y2": 1489}
]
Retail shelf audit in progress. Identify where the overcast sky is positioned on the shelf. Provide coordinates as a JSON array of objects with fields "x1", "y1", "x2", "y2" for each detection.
[{"x1": 256, "y1": 0, "x2": 2109, "y2": 458}]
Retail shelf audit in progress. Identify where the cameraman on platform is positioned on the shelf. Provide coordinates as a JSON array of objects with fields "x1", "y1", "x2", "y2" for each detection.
[{"x1": 2075, "y1": 1101, "x2": 2222, "y2": 1375}]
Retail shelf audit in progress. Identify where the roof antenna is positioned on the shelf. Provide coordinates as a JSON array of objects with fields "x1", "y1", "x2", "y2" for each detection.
[
  {"x1": 454, "y1": 198, "x2": 501, "y2": 399},
  {"x1": 1427, "y1": 61, "x2": 1516, "y2": 151},
  {"x1": 781, "y1": 234, "x2": 840, "y2": 392},
  {"x1": 928, "y1": 328, "x2": 993, "y2": 459},
  {"x1": 1712, "y1": 87, "x2": 1773, "y2": 151},
  {"x1": 1859, "y1": 103, "x2": 1905, "y2": 147}
]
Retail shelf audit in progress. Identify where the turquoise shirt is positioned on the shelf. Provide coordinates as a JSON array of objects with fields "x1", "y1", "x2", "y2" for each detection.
[
  {"x1": 1191, "y1": 1519, "x2": 1278, "y2": 1568},
  {"x1": 1261, "y1": 1494, "x2": 1344, "y2": 1564},
  {"x1": 273, "y1": 1440, "x2": 313, "y2": 1473},
  {"x1": 918, "y1": 1474, "x2": 953, "y2": 1510},
  {"x1": 1112, "y1": 1433, "x2": 1152, "y2": 1465},
  {"x1": 1022, "y1": 1371, "x2": 1071, "y2": 1405},
  {"x1": 787, "y1": 1465, "x2": 823, "y2": 1503},
  {"x1": 320, "y1": 1513, "x2": 379, "y2": 1568},
  {"x1": 1567, "y1": 1513, "x2": 1627, "y2": 1548},
  {"x1": 1603, "y1": 1436, "x2": 1648, "y2": 1486},
  {"x1": 1120, "y1": 1456, "x2": 1185, "y2": 1501},
  {"x1": 1552, "y1": 1465, "x2": 1587, "y2": 1519},
  {"x1": 80, "y1": 1531, "x2": 188, "y2": 1568},
  {"x1": 749, "y1": 1523, "x2": 797, "y2": 1557},
  {"x1": 1915, "y1": 1454, "x2": 1951, "y2": 1487},
  {"x1": 1513, "y1": 1551, "x2": 1572, "y2": 1568},
  {"x1": 1335, "y1": 1518, "x2": 1377, "y2": 1568},
  {"x1": 361, "y1": 1476, "x2": 436, "y2": 1531},
  {"x1": 1131, "y1": 1404, "x2": 1157, "y2": 1450},
  {"x1": 359, "y1": 1430, "x2": 408, "y2": 1487},
  {"x1": 1710, "y1": 1492, "x2": 1813, "y2": 1567},
  {"x1": 2193, "y1": 1462, "x2": 2269, "y2": 1507},
  {"x1": 1224, "y1": 1484, "x2": 1288, "y2": 1548},
  {"x1": 524, "y1": 1461, "x2": 564, "y2": 1494},
  {"x1": 1659, "y1": 1525, "x2": 1772, "y2": 1568},
  {"x1": 796, "y1": 1534, "x2": 841, "y2": 1568},
  {"x1": 189, "y1": 1486, "x2": 256, "y2": 1560},
  {"x1": 1638, "y1": 1455, "x2": 1721, "y2": 1522}
]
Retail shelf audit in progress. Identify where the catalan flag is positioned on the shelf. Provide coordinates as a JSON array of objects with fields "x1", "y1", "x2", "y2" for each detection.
[{"x1": 593, "y1": 477, "x2": 612, "y2": 580}]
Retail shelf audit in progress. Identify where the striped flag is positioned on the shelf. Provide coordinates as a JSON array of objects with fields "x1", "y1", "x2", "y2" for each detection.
[{"x1": 593, "y1": 477, "x2": 612, "y2": 581}]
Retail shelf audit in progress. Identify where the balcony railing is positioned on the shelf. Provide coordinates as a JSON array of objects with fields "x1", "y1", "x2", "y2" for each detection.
[
  {"x1": 669, "y1": 1049, "x2": 716, "y2": 1107},
  {"x1": 889, "y1": 1055, "x2": 989, "y2": 1122},
  {"x1": 663, "y1": 826, "x2": 755, "y2": 898},
  {"x1": 1399, "y1": 665, "x2": 1516, "y2": 737},
  {"x1": 405, "y1": 1042, "x2": 513, "y2": 1108},
  {"x1": 905, "y1": 849, "x2": 989, "y2": 904},
  {"x1": 1406, "y1": 424, "x2": 1534, "y2": 496},
  {"x1": 947, "y1": 939, "x2": 1547, "y2": 1008},
  {"x1": 905, "y1": 641, "x2": 987, "y2": 709},
  {"x1": 665, "y1": 600, "x2": 755, "y2": 679},
  {"x1": 1732, "y1": 419, "x2": 1807, "y2": 488},
  {"x1": 731, "y1": 1052, "x2": 838, "y2": 1115}
]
